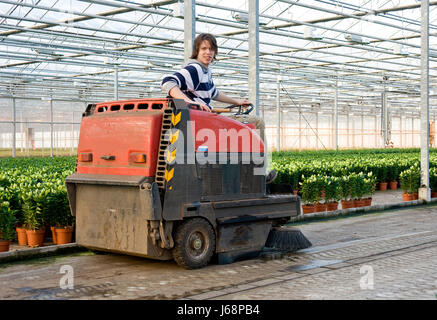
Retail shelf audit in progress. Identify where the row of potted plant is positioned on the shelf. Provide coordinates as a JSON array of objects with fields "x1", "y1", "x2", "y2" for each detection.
[
  {"x1": 272, "y1": 148, "x2": 437, "y2": 193},
  {"x1": 0, "y1": 157, "x2": 75, "y2": 252},
  {"x1": 372, "y1": 163, "x2": 400, "y2": 190},
  {"x1": 0, "y1": 201, "x2": 16, "y2": 252},
  {"x1": 15, "y1": 187, "x2": 74, "y2": 250},
  {"x1": 0, "y1": 187, "x2": 74, "y2": 252},
  {"x1": 430, "y1": 168, "x2": 437, "y2": 198},
  {"x1": 399, "y1": 165, "x2": 421, "y2": 201},
  {"x1": 299, "y1": 172, "x2": 377, "y2": 214},
  {"x1": 398, "y1": 165, "x2": 437, "y2": 201}
]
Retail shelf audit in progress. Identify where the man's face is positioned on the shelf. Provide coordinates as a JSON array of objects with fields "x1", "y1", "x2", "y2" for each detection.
[{"x1": 197, "y1": 40, "x2": 215, "y2": 66}]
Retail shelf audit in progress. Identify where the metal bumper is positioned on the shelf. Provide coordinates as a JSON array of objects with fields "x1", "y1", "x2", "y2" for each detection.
[
  {"x1": 65, "y1": 173, "x2": 172, "y2": 260},
  {"x1": 211, "y1": 194, "x2": 301, "y2": 264}
]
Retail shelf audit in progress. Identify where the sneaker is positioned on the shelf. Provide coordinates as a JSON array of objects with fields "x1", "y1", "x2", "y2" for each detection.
[{"x1": 266, "y1": 170, "x2": 278, "y2": 184}]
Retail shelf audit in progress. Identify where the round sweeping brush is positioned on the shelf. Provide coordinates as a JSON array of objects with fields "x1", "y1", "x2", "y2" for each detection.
[{"x1": 265, "y1": 227, "x2": 312, "y2": 251}]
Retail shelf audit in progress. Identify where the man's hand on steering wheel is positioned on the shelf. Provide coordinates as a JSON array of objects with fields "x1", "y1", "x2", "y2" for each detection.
[
  {"x1": 198, "y1": 104, "x2": 212, "y2": 112},
  {"x1": 235, "y1": 99, "x2": 251, "y2": 106},
  {"x1": 186, "y1": 99, "x2": 212, "y2": 112},
  {"x1": 224, "y1": 100, "x2": 254, "y2": 115}
]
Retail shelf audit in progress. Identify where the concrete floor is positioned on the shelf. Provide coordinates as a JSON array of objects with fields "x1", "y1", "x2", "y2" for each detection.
[
  {"x1": 1, "y1": 195, "x2": 436, "y2": 300},
  {"x1": 6, "y1": 188, "x2": 407, "y2": 253}
]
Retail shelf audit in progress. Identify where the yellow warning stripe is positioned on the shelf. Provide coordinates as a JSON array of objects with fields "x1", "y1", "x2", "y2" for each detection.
[
  {"x1": 166, "y1": 148, "x2": 177, "y2": 164},
  {"x1": 171, "y1": 112, "x2": 181, "y2": 126},
  {"x1": 165, "y1": 113, "x2": 181, "y2": 188},
  {"x1": 169, "y1": 129, "x2": 179, "y2": 144},
  {"x1": 165, "y1": 167, "x2": 174, "y2": 182}
]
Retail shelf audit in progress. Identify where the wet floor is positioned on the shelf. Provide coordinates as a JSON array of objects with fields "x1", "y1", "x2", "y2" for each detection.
[{"x1": 1, "y1": 204, "x2": 437, "y2": 300}]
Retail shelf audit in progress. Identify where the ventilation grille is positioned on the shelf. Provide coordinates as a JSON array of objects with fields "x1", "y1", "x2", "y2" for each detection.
[
  {"x1": 200, "y1": 164, "x2": 223, "y2": 196},
  {"x1": 240, "y1": 164, "x2": 263, "y2": 194},
  {"x1": 155, "y1": 108, "x2": 173, "y2": 189}
]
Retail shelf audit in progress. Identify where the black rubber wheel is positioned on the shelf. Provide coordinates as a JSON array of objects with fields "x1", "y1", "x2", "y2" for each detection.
[{"x1": 172, "y1": 218, "x2": 216, "y2": 269}]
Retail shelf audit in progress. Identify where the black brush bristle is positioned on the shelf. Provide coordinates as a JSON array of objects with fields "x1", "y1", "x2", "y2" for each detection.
[{"x1": 265, "y1": 227, "x2": 312, "y2": 251}]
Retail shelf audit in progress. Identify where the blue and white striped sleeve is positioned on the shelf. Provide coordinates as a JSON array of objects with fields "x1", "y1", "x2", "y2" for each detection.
[
  {"x1": 161, "y1": 74, "x2": 183, "y2": 95},
  {"x1": 161, "y1": 64, "x2": 202, "y2": 95},
  {"x1": 211, "y1": 84, "x2": 219, "y2": 100}
]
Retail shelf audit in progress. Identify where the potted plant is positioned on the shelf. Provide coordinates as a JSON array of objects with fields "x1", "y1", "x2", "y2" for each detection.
[
  {"x1": 339, "y1": 175, "x2": 354, "y2": 209},
  {"x1": 0, "y1": 185, "x2": 26, "y2": 245},
  {"x1": 324, "y1": 176, "x2": 341, "y2": 211},
  {"x1": 363, "y1": 172, "x2": 377, "y2": 206},
  {"x1": 388, "y1": 164, "x2": 399, "y2": 190},
  {"x1": 430, "y1": 168, "x2": 437, "y2": 198},
  {"x1": 273, "y1": 164, "x2": 286, "y2": 185},
  {"x1": 299, "y1": 175, "x2": 319, "y2": 214},
  {"x1": 378, "y1": 165, "x2": 388, "y2": 191},
  {"x1": 22, "y1": 192, "x2": 46, "y2": 247},
  {"x1": 0, "y1": 202, "x2": 16, "y2": 252},
  {"x1": 54, "y1": 189, "x2": 75, "y2": 245},
  {"x1": 290, "y1": 170, "x2": 300, "y2": 195},
  {"x1": 45, "y1": 190, "x2": 61, "y2": 244},
  {"x1": 349, "y1": 173, "x2": 359, "y2": 204},
  {"x1": 15, "y1": 215, "x2": 28, "y2": 246},
  {"x1": 315, "y1": 175, "x2": 327, "y2": 212},
  {"x1": 349, "y1": 173, "x2": 366, "y2": 207},
  {"x1": 399, "y1": 165, "x2": 421, "y2": 201}
]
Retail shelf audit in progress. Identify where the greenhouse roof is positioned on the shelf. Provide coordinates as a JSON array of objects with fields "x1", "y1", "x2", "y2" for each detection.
[{"x1": 0, "y1": 0, "x2": 436, "y2": 116}]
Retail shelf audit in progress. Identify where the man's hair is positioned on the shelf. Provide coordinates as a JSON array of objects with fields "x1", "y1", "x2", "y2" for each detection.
[{"x1": 190, "y1": 33, "x2": 218, "y2": 61}]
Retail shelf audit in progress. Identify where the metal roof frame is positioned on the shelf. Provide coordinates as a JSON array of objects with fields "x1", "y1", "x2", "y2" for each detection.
[{"x1": 0, "y1": 0, "x2": 435, "y2": 118}]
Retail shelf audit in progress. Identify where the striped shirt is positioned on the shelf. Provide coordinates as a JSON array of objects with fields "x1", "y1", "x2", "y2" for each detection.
[{"x1": 161, "y1": 59, "x2": 219, "y2": 108}]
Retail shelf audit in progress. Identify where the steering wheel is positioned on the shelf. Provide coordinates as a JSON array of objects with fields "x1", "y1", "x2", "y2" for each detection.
[
  {"x1": 186, "y1": 103, "x2": 204, "y2": 111},
  {"x1": 224, "y1": 103, "x2": 254, "y2": 115},
  {"x1": 187, "y1": 102, "x2": 254, "y2": 115}
]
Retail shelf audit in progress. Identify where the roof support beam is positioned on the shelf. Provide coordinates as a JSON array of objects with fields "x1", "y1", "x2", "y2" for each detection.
[
  {"x1": 420, "y1": 0, "x2": 431, "y2": 201},
  {"x1": 0, "y1": 0, "x2": 177, "y2": 37},
  {"x1": 248, "y1": 0, "x2": 260, "y2": 117},
  {"x1": 184, "y1": 0, "x2": 195, "y2": 63}
]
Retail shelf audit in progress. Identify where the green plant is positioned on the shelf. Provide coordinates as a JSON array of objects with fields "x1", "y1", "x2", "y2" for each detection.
[
  {"x1": 387, "y1": 164, "x2": 399, "y2": 182},
  {"x1": 0, "y1": 175, "x2": 10, "y2": 188},
  {"x1": 324, "y1": 176, "x2": 341, "y2": 203},
  {"x1": 429, "y1": 168, "x2": 437, "y2": 192},
  {"x1": 363, "y1": 172, "x2": 377, "y2": 198},
  {"x1": 0, "y1": 202, "x2": 16, "y2": 241},
  {"x1": 22, "y1": 192, "x2": 45, "y2": 230},
  {"x1": 314, "y1": 175, "x2": 325, "y2": 203},
  {"x1": 273, "y1": 163, "x2": 287, "y2": 185},
  {"x1": 378, "y1": 165, "x2": 389, "y2": 183},
  {"x1": 0, "y1": 185, "x2": 21, "y2": 225},
  {"x1": 339, "y1": 176, "x2": 352, "y2": 201},
  {"x1": 44, "y1": 191, "x2": 58, "y2": 227},
  {"x1": 272, "y1": 148, "x2": 432, "y2": 189},
  {"x1": 289, "y1": 169, "x2": 300, "y2": 191},
  {"x1": 39, "y1": 186, "x2": 74, "y2": 228},
  {"x1": 0, "y1": 157, "x2": 76, "y2": 231},
  {"x1": 54, "y1": 189, "x2": 74, "y2": 227},
  {"x1": 399, "y1": 165, "x2": 421, "y2": 194},
  {"x1": 350, "y1": 172, "x2": 367, "y2": 200},
  {"x1": 299, "y1": 175, "x2": 320, "y2": 205}
]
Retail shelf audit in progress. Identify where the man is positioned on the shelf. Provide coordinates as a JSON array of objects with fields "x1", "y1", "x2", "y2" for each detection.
[
  {"x1": 161, "y1": 33, "x2": 241, "y2": 110},
  {"x1": 161, "y1": 33, "x2": 275, "y2": 183}
]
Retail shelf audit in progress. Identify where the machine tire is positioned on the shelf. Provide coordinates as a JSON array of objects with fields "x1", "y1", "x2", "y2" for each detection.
[{"x1": 172, "y1": 218, "x2": 216, "y2": 269}]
